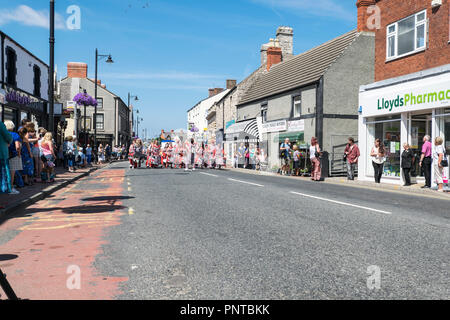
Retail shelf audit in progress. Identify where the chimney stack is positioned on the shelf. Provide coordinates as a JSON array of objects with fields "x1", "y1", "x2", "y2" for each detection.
[
  {"x1": 226, "y1": 79, "x2": 237, "y2": 90},
  {"x1": 276, "y1": 26, "x2": 294, "y2": 60},
  {"x1": 266, "y1": 39, "x2": 282, "y2": 71},
  {"x1": 67, "y1": 62, "x2": 88, "y2": 78},
  {"x1": 209, "y1": 88, "x2": 224, "y2": 97},
  {"x1": 356, "y1": 0, "x2": 377, "y2": 32}
]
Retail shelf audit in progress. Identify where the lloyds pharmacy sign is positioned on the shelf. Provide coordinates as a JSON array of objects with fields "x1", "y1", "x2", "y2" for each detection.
[{"x1": 360, "y1": 72, "x2": 450, "y2": 118}]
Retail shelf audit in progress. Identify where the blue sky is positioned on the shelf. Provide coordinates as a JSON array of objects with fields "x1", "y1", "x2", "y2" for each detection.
[{"x1": 0, "y1": 0, "x2": 357, "y2": 138}]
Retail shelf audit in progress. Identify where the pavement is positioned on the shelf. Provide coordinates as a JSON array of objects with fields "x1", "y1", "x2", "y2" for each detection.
[
  {"x1": 0, "y1": 165, "x2": 101, "y2": 220},
  {"x1": 0, "y1": 161, "x2": 449, "y2": 300}
]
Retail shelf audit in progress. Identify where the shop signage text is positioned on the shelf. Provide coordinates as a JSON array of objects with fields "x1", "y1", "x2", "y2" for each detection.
[
  {"x1": 287, "y1": 120, "x2": 305, "y2": 132},
  {"x1": 5, "y1": 90, "x2": 33, "y2": 106},
  {"x1": 377, "y1": 89, "x2": 450, "y2": 112},
  {"x1": 261, "y1": 120, "x2": 287, "y2": 133},
  {"x1": 360, "y1": 72, "x2": 450, "y2": 118}
]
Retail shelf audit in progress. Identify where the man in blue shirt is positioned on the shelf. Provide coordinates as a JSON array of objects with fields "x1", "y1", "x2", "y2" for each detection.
[
  {"x1": 280, "y1": 138, "x2": 292, "y2": 176},
  {"x1": 5, "y1": 121, "x2": 22, "y2": 194}
]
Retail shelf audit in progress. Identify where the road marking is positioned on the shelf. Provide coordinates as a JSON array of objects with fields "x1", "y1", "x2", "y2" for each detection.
[
  {"x1": 127, "y1": 182, "x2": 131, "y2": 186},
  {"x1": 128, "y1": 187, "x2": 132, "y2": 192},
  {"x1": 290, "y1": 191, "x2": 392, "y2": 215},
  {"x1": 228, "y1": 178, "x2": 264, "y2": 187},
  {"x1": 128, "y1": 208, "x2": 135, "y2": 215},
  {"x1": 200, "y1": 172, "x2": 218, "y2": 177}
]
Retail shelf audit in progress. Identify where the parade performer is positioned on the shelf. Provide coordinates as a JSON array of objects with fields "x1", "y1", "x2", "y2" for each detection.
[{"x1": 128, "y1": 140, "x2": 135, "y2": 169}]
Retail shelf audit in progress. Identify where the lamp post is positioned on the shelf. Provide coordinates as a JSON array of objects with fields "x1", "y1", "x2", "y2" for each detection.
[
  {"x1": 128, "y1": 93, "x2": 138, "y2": 137},
  {"x1": 81, "y1": 88, "x2": 88, "y2": 148},
  {"x1": 49, "y1": 0, "x2": 55, "y2": 134},
  {"x1": 94, "y1": 49, "x2": 113, "y2": 154}
]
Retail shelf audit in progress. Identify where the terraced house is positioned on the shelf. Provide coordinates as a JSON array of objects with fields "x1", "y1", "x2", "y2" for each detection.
[{"x1": 235, "y1": 1, "x2": 376, "y2": 175}]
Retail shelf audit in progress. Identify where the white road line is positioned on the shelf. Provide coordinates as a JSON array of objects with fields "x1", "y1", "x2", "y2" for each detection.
[
  {"x1": 200, "y1": 172, "x2": 219, "y2": 177},
  {"x1": 228, "y1": 178, "x2": 264, "y2": 187},
  {"x1": 290, "y1": 191, "x2": 392, "y2": 215}
]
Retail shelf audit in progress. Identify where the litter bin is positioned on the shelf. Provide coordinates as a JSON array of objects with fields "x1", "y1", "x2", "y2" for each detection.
[{"x1": 320, "y1": 151, "x2": 329, "y2": 180}]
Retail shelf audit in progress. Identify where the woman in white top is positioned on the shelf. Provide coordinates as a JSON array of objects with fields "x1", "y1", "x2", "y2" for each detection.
[
  {"x1": 433, "y1": 137, "x2": 446, "y2": 192},
  {"x1": 370, "y1": 138, "x2": 386, "y2": 184},
  {"x1": 310, "y1": 137, "x2": 321, "y2": 181}
]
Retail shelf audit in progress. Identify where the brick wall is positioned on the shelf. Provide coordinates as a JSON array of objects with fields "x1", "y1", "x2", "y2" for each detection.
[{"x1": 375, "y1": 0, "x2": 450, "y2": 81}]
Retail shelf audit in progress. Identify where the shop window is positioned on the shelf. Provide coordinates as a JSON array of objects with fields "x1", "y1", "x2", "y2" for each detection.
[
  {"x1": 386, "y1": 10, "x2": 426, "y2": 60},
  {"x1": 96, "y1": 114, "x2": 104, "y2": 130},
  {"x1": 367, "y1": 118, "x2": 401, "y2": 178},
  {"x1": 33, "y1": 65, "x2": 41, "y2": 97},
  {"x1": 293, "y1": 96, "x2": 301, "y2": 118},
  {"x1": 5, "y1": 47, "x2": 17, "y2": 87}
]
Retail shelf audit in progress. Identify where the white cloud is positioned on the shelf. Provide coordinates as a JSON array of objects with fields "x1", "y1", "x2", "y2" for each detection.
[
  {"x1": 250, "y1": 0, "x2": 354, "y2": 21},
  {"x1": 0, "y1": 5, "x2": 66, "y2": 29}
]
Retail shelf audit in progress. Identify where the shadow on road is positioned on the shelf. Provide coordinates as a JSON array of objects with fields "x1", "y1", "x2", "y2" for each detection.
[
  {"x1": 0, "y1": 254, "x2": 18, "y2": 262},
  {"x1": 81, "y1": 196, "x2": 135, "y2": 202}
]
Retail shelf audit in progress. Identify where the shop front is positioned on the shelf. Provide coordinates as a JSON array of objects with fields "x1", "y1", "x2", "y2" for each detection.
[
  {"x1": 225, "y1": 119, "x2": 263, "y2": 169},
  {"x1": 358, "y1": 66, "x2": 450, "y2": 186},
  {"x1": 0, "y1": 88, "x2": 48, "y2": 128},
  {"x1": 257, "y1": 118, "x2": 306, "y2": 172}
]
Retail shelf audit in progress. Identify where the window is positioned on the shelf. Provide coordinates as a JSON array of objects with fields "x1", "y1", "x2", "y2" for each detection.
[
  {"x1": 80, "y1": 117, "x2": 91, "y2": 130},
  {"x1": 261, "y1": 103, "x2": 268, "y2": 122},
  {"x1": 33, "y1": 65, "x2": 41, "y2": 97},
  {"x1": 387, "y1": 10, "x2": 426, "y2": 60},
  {"x1": 96, "y1": 114, "x2": 104, "y2": 130},
  {"x1": 5, "y1": 47, "x2": 17, "y2": 87},
  {"x1": 293, "y1": 96, "x2": 301, "y2": 118},
  {"x1": 96, "y1": 98, "x2": 103, "y2": 109}
]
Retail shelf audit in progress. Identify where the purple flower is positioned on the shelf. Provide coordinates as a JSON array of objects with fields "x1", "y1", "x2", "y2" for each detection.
[{"x1": 73, "y1": 92, "x2": 98, "y2": 107}]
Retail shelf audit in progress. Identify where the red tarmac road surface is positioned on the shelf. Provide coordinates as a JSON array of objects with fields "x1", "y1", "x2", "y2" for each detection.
[{"x1": 0, "y1": 168, "x2": 128, "y2": 300}]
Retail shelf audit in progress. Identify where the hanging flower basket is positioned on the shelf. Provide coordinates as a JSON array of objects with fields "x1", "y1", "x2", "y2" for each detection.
[{"x1": 73, "y1": 92, "x2": 98, "y2": 107}]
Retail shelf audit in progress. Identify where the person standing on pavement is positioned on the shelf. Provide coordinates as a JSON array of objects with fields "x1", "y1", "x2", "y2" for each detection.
[
  {"x1": 419, "y1": 135, "x2": 432, "y2": 188},
  {"x1": 86, "y1": 144, "x2": 92, "y2": 166},
  {"x1": 293, "y1": 145, "x2": 301, "y2": 176},
  {"x1": 5, "y1": 121, "x2": 22, "y2": 194},
  {"x1": 41, "y1": 132, "x2": 56, "y2": 183},
  {"x1": 0, "y1": 120, "x2": 13, "y2": 194},
  {"x1": 344, "y1": 137, "x2": 360, "y2": 181},
  {"x1": 433, "y1": 137, "x2": 446, "y2": 192},
  {"x1": 280, "y1": 138, "x2": 292, "y2": 176},
  {"x1": 64, "y1": 136, "x2": 75, "y2": 173},
  {"x1": 401, "y1": 143, "x2": 414, "y2": 187},
  {"x1": 310, "y1": 137, "x2": 322, "y2": 181},
  {"x1": 370, "y1": 138, "x2": 386, "y2": 184}
]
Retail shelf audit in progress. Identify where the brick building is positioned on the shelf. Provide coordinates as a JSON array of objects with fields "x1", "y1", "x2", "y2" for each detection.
[{"x1": 358, "y1": 0, "x2": 450, "y2": 185}]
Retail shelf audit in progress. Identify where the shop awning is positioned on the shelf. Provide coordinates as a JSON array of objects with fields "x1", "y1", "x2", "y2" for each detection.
[{"x1": 275, "y1": 132, "x2": 304, "y2": 143}]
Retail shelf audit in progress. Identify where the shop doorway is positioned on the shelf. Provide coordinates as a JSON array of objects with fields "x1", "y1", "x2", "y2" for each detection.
[{"x1": 409, "y1": 113, "x2": 432, "y2": 179}]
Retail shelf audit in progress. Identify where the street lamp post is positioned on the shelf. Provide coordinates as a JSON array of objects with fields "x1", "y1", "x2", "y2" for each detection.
[
  {"x1": 128, "y1": 93, "x2": 138, "y2": 138},
  {"x1": 49, "y1": 0, "x2": 55, "y2": 134},
  {"x1": 94, "y1": 49, "x2": 113, "y2": 154}
]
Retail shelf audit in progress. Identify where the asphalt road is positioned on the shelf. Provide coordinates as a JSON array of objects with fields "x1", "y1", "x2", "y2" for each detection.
[{"x1": 94, "y1": 162, "x2": 449, "y2": 300}]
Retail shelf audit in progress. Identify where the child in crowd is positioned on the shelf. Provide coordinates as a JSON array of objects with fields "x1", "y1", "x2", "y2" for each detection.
[{"x1": 293, "y1": 145, "x2": 301, "y2": 176}]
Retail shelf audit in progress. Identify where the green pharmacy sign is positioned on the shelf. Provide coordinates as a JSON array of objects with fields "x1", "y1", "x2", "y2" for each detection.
[{"x1": 378, "y1": 89, "x2": 450, "y2": 112}]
